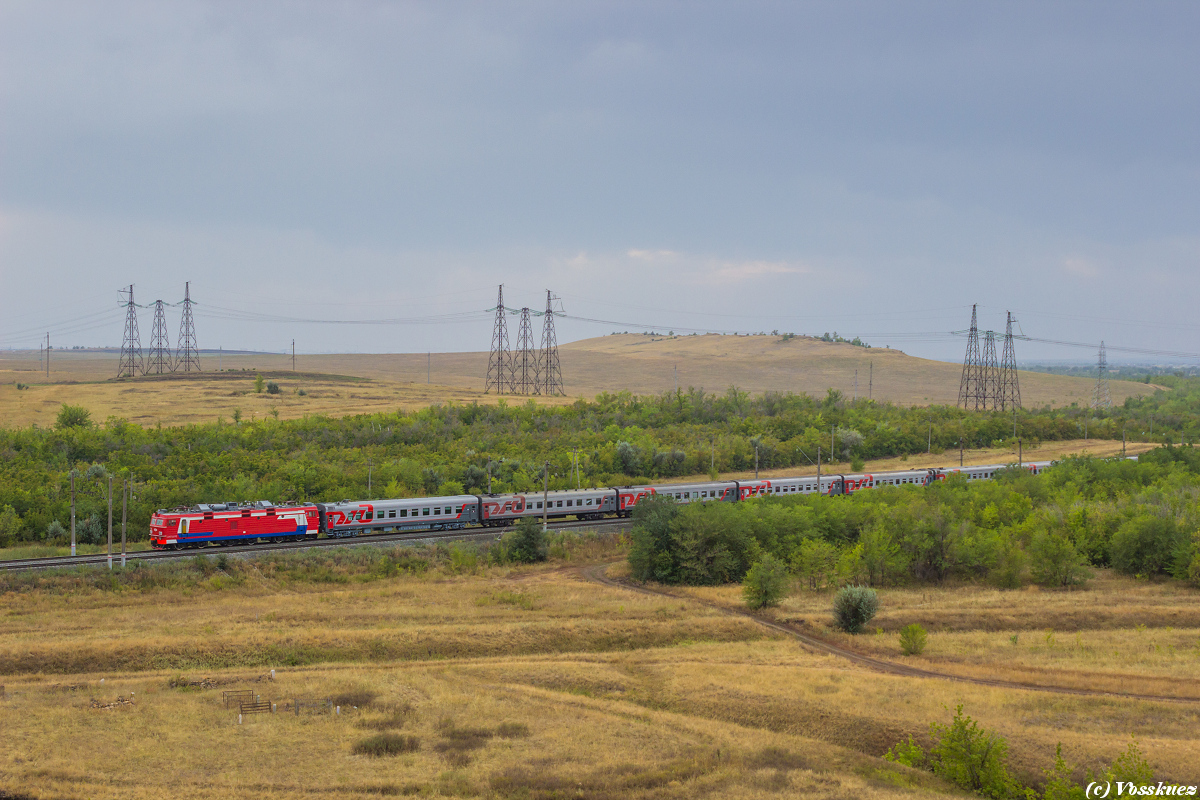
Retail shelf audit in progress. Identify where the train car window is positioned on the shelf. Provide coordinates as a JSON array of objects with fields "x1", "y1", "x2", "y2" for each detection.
[
  {"x1": 536, "y1": 502, "x2": 543, "y2": 509},
  {"x1": 444, "y1": 507, "x2": 451, "y2": 514},
  {"x1": 556, "y1": 500, "x2": 563, "y2": 508},
  {"x1": 400, "y1": 509, "x2": 407, "y2": 517},
  {"x1": 388, "y1": 510, "x2": 395, "y2": 518},
  {"x1": 586, "y1": 498, "x2": 593, "y2": 506},
  {"x1": 566, "y1": 500, "x2": 573, "y2": 507},
  {"x1": 365, "y1": 511, "x2": 373, "y2": 521},
  {"x1": 422, "y1": 508, "x2": 430, "y2": 516}
]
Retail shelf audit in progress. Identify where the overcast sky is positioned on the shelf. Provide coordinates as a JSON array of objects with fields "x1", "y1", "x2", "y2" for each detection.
[{"x1": 1, "y1": 1, "x2": 1198, "y2": 363}]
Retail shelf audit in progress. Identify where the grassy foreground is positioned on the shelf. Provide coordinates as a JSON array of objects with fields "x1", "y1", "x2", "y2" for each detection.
[{"x1": 0, "y1": 536, "x2": 1196, "y2": 799}]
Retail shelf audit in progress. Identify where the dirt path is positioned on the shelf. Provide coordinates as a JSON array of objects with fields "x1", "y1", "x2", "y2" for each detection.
[{"x1": 581, "y1": 563, "x2": 1200, "y2": 705}]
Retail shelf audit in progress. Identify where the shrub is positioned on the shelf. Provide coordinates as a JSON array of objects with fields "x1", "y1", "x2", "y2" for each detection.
[
  {"x1": 1111, "y1": 516, "x2": 1187, "y2": 577},
  {"x1": 928, "y1": 705, "x2": 1016, "y2": 799},
  {"x1": 351, "y1": 733, "x2": 420, "y2": 756},
  {"x1": 254, "y1": 374, "x2": 265, "y2": 393},
  {"x1": 627, "y1": 495, "x2": 679, "y2": 583},
  {"x1": 1029, "y1": 532, "x2": 1093, "y2": 588},
  {"x1": 297, "y1": 388, "x2": 308, "y2": 396},
  {"x1": 899, "y1": 623, "x2": 927, "y2": 655},
  {"x1": 1104, "y1": 739, "x2": 1153, "y2": 785},
  {"x1": 742, "y1": 553, "x2": 790, "y2": 609},
  {"x1": 507, "y1": 517, "x2": 547, "y2": 563},
  {"x1": 56, "y1": 403, "x2": 92, "y2": 429},
  {"x1": 46, "y1": 520, "x2": 67, "y2": 545},
  {"x1": 266, "y1": 381, "x2": 281, "y2": 395},
  {"x1": 833, "y1": 585, "x2": 878, "y2": 633},
  {"x1": 0, "y1": 505, "x2": 22, "y2": 548}
]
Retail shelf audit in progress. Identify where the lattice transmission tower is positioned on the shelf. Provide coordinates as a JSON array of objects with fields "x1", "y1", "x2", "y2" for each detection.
[
  {"x1": 177, "y1": 281, "x2": 201, "y2": 372},
  {"x1": 982, "y1": 330, "x2": 1000, "y2": 410},
  {"x1": 117, "y1": 284, "x2": 143, "y2": 378},
  {"x1": 485, "y1": 285, "x2": 512, "y2": 393},
  {"x1": 957, "y1": 304, "x2": 986, "y2": 410},
  {"x1": 1093, "y1": 341, "x2": 1111, "y2": 410},
  {"x1": 146, "y1": 300, "x2": 174, "y2": 374},
  {"x1": 512, "y1": 307, "x2": 541, "y2": 395},
  {"x1": 540, "y1": 289, "x2": 563, "y2": 396},
  {"x1": 998, "y1": 311, "x2": 1021, "y2": 410}
]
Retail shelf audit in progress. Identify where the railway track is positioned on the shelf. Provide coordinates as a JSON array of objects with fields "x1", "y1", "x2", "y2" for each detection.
[
  {"x1": 582, "y1": 562, "x2": 1200, "y2": 705},
  {"x1": 0, "y1": 517, "x2": 630, "y2": 572}
]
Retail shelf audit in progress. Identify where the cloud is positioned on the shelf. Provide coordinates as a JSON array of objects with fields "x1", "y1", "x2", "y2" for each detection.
[
  {"x1": 1062, "y1": 256, "x2": 1100, "y2": 278},
  {"x1": 704, "y1": 259, "x2": 806, "y2": 284}
]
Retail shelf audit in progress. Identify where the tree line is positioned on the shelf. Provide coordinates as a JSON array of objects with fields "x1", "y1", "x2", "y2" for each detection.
[{"x1": 1, "y1": 374, "x2": 1199, "y2": 548}]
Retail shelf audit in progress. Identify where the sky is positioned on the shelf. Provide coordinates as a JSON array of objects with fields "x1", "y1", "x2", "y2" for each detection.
[{"x1": 1, "y1": 1, "x2": 1198, "y2": 363}]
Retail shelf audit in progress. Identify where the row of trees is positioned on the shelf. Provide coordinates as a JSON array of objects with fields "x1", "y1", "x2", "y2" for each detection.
[
  {"x1": 2, "y1": 373, "x2": 1199, "y2": 547},
  {"x1": 629, "y1": 449, "x2": 1200, "y2": 589}
]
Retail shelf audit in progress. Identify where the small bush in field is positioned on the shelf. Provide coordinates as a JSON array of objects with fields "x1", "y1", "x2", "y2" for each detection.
[
  {"x1": 351, "y1": 733, "x2": 419, "y2": 756},
  {"x1": 899, "y1": 623, "x2": 927, "y2": 655},
  {"x1": 742, "y1": 553, "x2": 790, "y2": 609},
  {"x1": 833, "y1": 585, "x2": 878, "y2": 633}
]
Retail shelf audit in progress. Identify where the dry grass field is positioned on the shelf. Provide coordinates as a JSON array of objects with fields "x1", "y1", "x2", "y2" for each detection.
[
  {"x1": 0, "y1": 334, "x2": 1155, "y2": 428},
  {"x1": 1, "y1": 543, "x2": 1197, "y2": 799}
]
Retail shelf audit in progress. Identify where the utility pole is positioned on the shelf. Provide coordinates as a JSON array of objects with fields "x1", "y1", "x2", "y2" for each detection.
[
  {"x1": 70, "y1": 472, "x2": 76, "y2": 557},
  {"x1": 711, "y1": 438, "x2": 715, "y2": 475},
  {"x1": 487, "y1": 462, "x2": 493, "y2": 494},
  {"x1": 674, "y1": 364, "x2": 677, "y2": 395},
  {"x1": 45, "y1": 333, "x2": 50, "y2": 380},
  {"x1": 292, "y1": 340, "x2": 295, "y2": 371},
  {"x1": 367, "y1": 461, "x2": 373, "y2": 495},
  {"x1": 427, "y1": 353, "x2": 431, "y2": 384},
  {"x1": 927, "y1": 419, "x2": 932, "y2": 453},
  {"x1": 542, "y1": 462, "x2": 550, "y2": 532},
  {"x1": 1123, "y1": 424, "x2": 1127, "y2": 457},
  {"x1": 816, "y1": 447, "x2": 821, "y2": 492},
  {"x1": 755, "y1": 445, "x2": 759, "y2": 479},
  {"x1": 121, "y1": 479, "x2": 128, "y2": 567},
  {"x1": 107, "y1": 475, "x2": 113, "y2": 571},
  {"x1": 868, "y1": 361, "x2": 872, "y2": 400},
  {"x1": 573, "y1": 447, "x2": 580, "y2": 490},
  {"x1": 853, "y1": 370, "x2": 857, "y2": 402},
  {"x1": 1018, "y1": 438, "x2": 1022, "y2": 468},
  {"x1": 959, "y1": 437, "x2": 964, "y2": 467},
  {"x1": 832, "y1": 426, "x2": 836, "y2": 464}
]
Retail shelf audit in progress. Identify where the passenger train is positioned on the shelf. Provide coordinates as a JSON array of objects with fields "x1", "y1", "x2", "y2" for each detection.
[{"x1": 149, "y1": 459, "x2": 1054, "y2": 550}]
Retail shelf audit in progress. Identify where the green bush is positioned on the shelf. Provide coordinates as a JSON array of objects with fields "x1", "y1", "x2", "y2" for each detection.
[
  {"x1": 1111, "y1": 516, "x2": 1188, "y2": 577},
  {"x1": 899, "y1": 623, "x2": 927, "y2": 655},
  {"x1": 1029, "y1": 532, "x2": 1093, "y2": 588},
  {"x1": 742, "y1": 553, "x2": 790, "y2": 609},
  {"x1": 351, "y1": 733, "x2": 420, "y2": 756},
  {"x1": 507, "y1": 517, "x2": 547, "y2": 564},
  {"x1": 928, "y1": 705, "x2": 1016, "y2": 799},
  {"x1": 266, "y1": 381, "x2": 281, "y2": 395},
  {"x1": 56, "y1": 403, "x2": 92, "y2": 429},
  {"x1": 833, "y1": 585, "x2": 878, "y2": 633},
  {"x1": 0, "y1": 505, "x2": 22, "y2": 548},
  {"x1": 254, "y1": 374, "x2": 265, "y2": 393}
]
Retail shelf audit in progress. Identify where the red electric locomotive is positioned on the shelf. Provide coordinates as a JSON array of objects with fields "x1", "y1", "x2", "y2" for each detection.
[{"x1": 150, "y1": 500, "x2": 319, "y2": 549}]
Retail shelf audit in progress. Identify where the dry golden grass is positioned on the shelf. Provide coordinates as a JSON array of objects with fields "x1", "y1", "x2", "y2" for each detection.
[
  {"x1": 0, "y1": 333, "x2": 1156, "y2": 427},
  {"x1": 2, "y1": 548, "x2": 1198, "y2": 798}
]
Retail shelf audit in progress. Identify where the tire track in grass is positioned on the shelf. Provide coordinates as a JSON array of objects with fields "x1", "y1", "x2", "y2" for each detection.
[{"x1": 581, "y1": 563, "x2": 1200, "y2": 705}]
